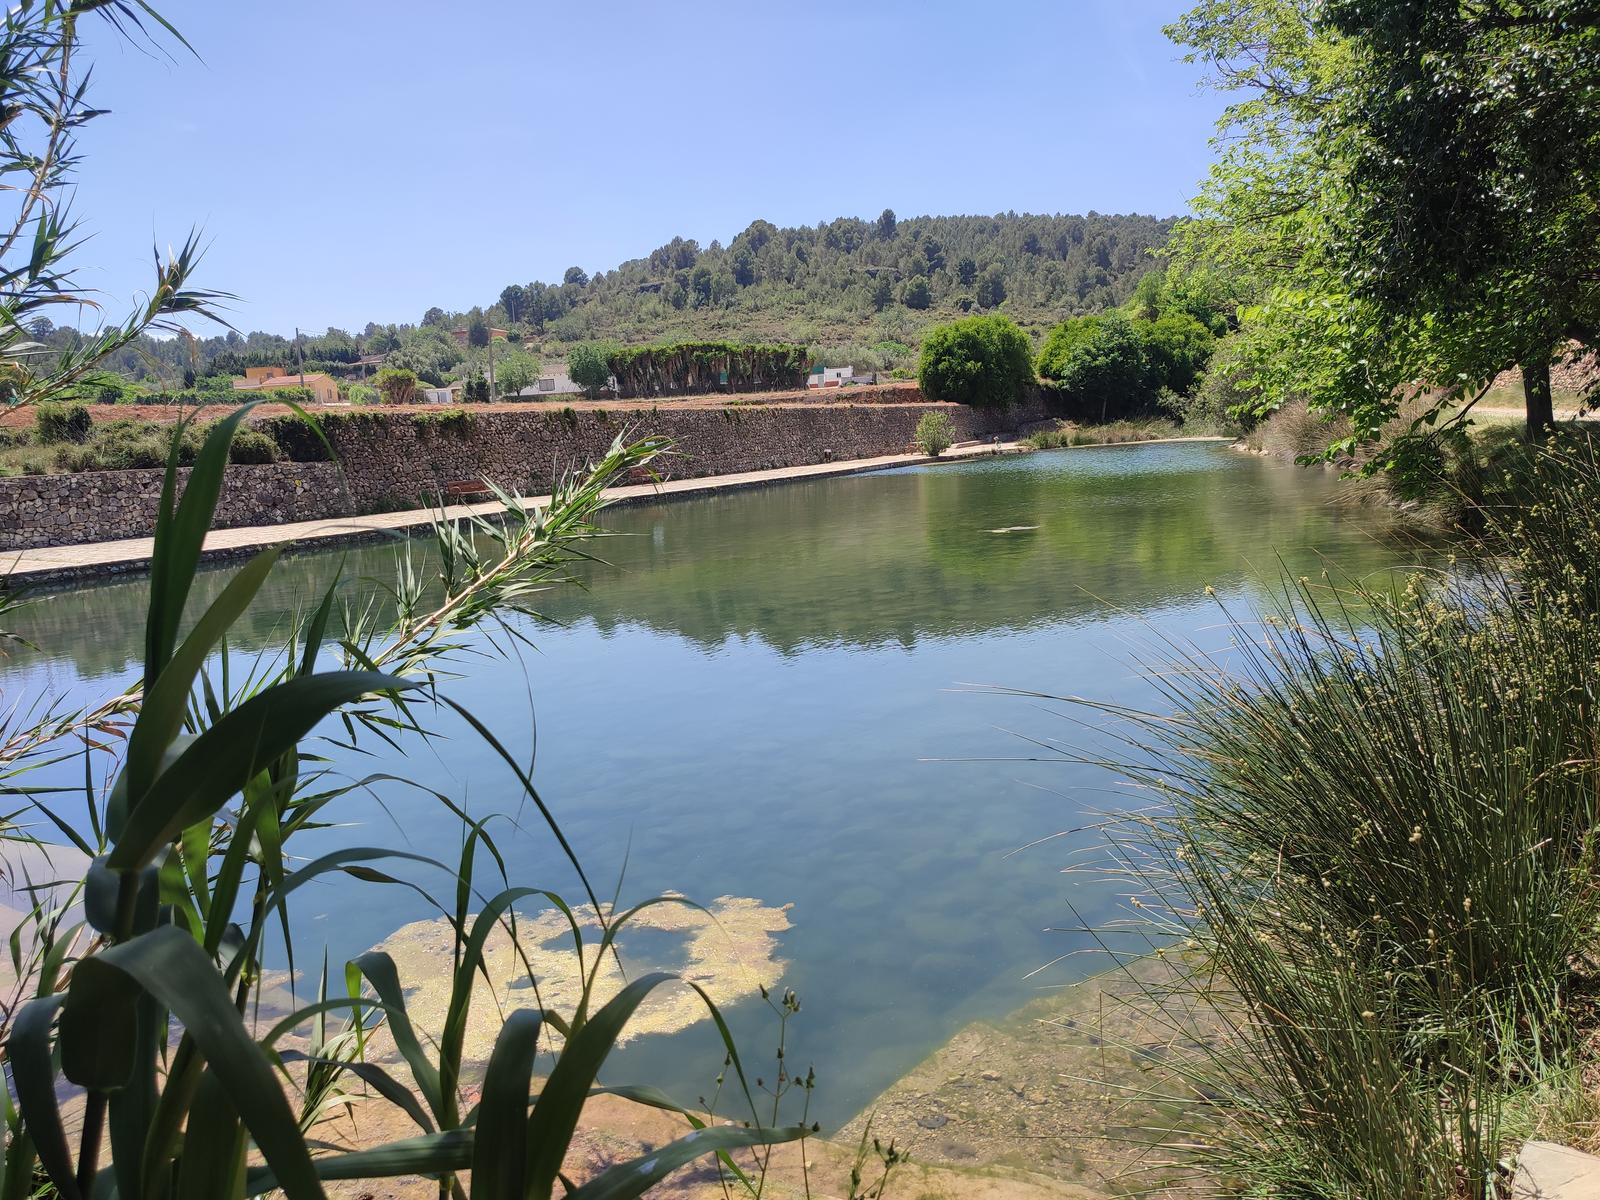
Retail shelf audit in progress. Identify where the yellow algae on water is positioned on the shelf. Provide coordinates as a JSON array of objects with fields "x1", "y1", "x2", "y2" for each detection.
[{"x1": 371, "y1": 894, "x2": 791, "y2": 1064}]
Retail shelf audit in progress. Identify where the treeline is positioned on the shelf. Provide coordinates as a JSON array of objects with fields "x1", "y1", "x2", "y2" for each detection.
[{"x1": 27, "y1": 211, "x2": 1173, "y2": 393}]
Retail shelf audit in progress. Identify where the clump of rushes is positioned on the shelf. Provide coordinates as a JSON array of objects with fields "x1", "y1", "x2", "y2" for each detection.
[
  {"x1": 913, "y1": 410, "x2": 955, "y2": 457},
  {"x1": 1019, "y1": 431, "x2": 1600, "y2": 1197}
]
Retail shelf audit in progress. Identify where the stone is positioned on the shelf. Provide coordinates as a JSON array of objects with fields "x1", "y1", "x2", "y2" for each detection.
[{"x1": 1513, "y1": 1141, "x2": 1600, "y2": 1199}]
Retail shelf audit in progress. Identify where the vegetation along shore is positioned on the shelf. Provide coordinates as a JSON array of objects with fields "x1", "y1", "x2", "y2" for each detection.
[{"x1": 5, "y1": 2, "x2": 1600, "y2": 1200}]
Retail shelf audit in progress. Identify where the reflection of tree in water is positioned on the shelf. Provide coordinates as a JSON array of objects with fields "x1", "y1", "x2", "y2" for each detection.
[{"x1": 8, "y1": 447, "x2": 1426, "y2": 677}]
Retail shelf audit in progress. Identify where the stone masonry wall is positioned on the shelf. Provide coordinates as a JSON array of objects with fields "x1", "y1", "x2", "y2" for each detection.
[
  {"x1": 320, "y1": 399, "x2": 1048, "y2": 512},
  {"x1": 0, "y1": 398, "x2": 1047, "y2": 550},
  {"x1": 0, "y1": 462, "x2": 349, "y2": 551}
]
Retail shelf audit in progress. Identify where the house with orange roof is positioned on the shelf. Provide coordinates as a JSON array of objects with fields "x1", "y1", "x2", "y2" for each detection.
[{"x1": 231, "y1": 365, "x2": 340, "y2": 404}]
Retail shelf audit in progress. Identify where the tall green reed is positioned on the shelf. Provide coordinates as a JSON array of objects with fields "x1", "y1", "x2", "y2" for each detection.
[{"x1": 0, "y1": 407, "x2": 813, "y2": 1199}]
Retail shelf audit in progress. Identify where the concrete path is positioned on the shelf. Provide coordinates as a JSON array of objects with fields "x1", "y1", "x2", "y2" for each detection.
[{"x1": 2, "y1": 440, "x2": 1023, "y2": 586}]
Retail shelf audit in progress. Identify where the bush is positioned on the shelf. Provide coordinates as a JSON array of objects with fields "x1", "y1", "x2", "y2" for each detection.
[
  {"x1": 1038, "y1": 311, "x2": 1216, "y2": 421},
  {"x1": 227, "y1": 428, "x2": 281, "y2": 464},
  {"x1": 374, "y1": 367, "x2": 419, "y2": 404},
  {"x1": 568, "y1": 342, "x2": 612, "y2": 393},
  {"x1": 1071, "y1": 440, "x2": 1600, "y2": 1196},
  {"x1": 913, "y1": 410, "x2": 956, "y2": 456},
  {"x1": 917, "y1": 314, "x2": 1034, "y2": 407},
  {"x1": 35, "y1": 401, "x2": 92, "y2": 444}
]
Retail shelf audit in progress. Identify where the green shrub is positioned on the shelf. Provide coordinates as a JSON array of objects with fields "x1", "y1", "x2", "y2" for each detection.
[
  {"x1": 913, "y1": 410, "x2": 956, "y2": 456},
  {"x1": 917, "y1": 315, "x2": 1034, "y2": 407},
  {"x1": 34, "y1": 401, "x2": 92, "y2": 444},
  {"x1": 568, "y1": 342, "x2": 613, "y2": 393},
  {"x1": 373, "y1": 366, "x2": 419, "y2": 404},
  {"x1": 227, "y1": 428, "x2": 281, "y2": 464},
  {"x1": 1070, "y1": 440, "x2": 1600, "y2": 1196}
]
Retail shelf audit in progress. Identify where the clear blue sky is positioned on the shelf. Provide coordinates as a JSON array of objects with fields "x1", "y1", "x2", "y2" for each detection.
[{"x1": 73, "y1": 0, "x2": 1222, "y2": 336}]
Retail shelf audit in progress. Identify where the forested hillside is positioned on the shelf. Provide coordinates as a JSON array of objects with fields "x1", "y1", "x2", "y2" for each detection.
[{"x1": 51, "y1": 210, "x2": 1172, "y2": 387}]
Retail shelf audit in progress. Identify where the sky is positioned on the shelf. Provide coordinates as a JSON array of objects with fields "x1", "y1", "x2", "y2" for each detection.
[{"x1": 71, "y1": 0, "x2": 1224, "y2": 337}]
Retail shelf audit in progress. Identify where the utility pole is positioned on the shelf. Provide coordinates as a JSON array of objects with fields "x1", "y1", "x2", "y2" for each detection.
[{"x1": 294, "y1": 327, "x2": 306, "y2": 393}]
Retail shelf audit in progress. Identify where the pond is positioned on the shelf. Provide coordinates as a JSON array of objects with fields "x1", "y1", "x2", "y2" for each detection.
[{"x1": 1, "y1": 443, "x2": 1432, "y2": 1127}]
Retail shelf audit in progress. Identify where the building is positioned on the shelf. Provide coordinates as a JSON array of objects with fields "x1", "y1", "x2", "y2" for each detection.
[
  {"x1": 231, "y1": 366, "x2": 341, "y2": 404},
  {"x1": 806, "y1": 365, "x2": 855, "y2": 389}
]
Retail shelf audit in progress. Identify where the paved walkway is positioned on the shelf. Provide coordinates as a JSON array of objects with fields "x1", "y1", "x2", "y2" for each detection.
[{"x1": 2, "y1": 440, "x2": 1023, "y2": 586}]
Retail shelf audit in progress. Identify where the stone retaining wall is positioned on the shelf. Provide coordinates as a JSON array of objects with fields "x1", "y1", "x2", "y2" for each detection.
[
  {"x1": 0, "y1": 462, "x2": 349, "y2": 551},
  {"x1": 0, "y1": 398, "x2": 1047, "y2": 550}
]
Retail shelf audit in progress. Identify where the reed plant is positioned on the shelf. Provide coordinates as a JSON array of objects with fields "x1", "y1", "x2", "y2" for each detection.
[
  {"x1": 0, "y1": 407, "x2": 814, "y2": 1199},
  {"x1": 1023, "y1": 433, "x2": 1600, "y2": 1196}
]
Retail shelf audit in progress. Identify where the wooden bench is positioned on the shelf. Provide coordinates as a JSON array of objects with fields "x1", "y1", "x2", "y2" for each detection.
[{"x1": 442, "y1": 479, "x2": 493, "y2": 502}]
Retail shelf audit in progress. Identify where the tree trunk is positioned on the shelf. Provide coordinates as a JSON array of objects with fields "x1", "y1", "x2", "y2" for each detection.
[{"x1": 1523, "y1": 358, "x2": 1555, "y2": 436}]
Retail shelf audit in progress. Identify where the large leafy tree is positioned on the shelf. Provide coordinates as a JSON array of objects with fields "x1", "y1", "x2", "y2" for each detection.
[
  {"x1": 1169, "y1": 0, "x2": 1600, "y2": 460},
  {"x1": 1321, "y1": 0, "x2": 1600, "y2": 430}
]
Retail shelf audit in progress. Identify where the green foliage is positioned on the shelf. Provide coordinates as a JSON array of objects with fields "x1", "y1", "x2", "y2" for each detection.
[
  {"x1": 373, "y1": 367, "x2": 419, "y2": 405},
  {"x1": 1066, "y1": 438, "x2": 1600, "y2": 1196},
  {"x1": 467, "y1": 316, "x2": 490, "y2": 349},
  {"x1": 492, "y1": 348, "x2": 540, "y2": 397},
  {"x1": 412, "y1": 406, "x2": 474, "y2": 437},
  {"x1": 917, "y1": 316, "x2": 1034, "y2": 408},
  {"x1": 1165, "y1": 0, "x2": 1600, "y2": 466},
  {"x1": 1037, "y1": 311, "x2": 1215, "y2": 419},
  {"x1": 226, "y1": 428, "x2": 280, "y2": 465},
  {"x1": 1, "y1": 413, "x2": 815, "y2": 1198},
  {"x1": 913, "y1": 410, "x2": 956, "y2": 457},
  {"x1": 899, "y1": 277, "x2": 932, "y2": 311},
  {"x1": 602, "y1": 341, "x2": 807, "y2": 398},
  {"x1": 463, "y1": 373, "x2": 490, "y2": 404},
  {"x1": 568, "y1": 342, "x2": 613, "y2": 393},
  {"x1": 34, "y1": 402, "x2": 92, "y2": 444}
]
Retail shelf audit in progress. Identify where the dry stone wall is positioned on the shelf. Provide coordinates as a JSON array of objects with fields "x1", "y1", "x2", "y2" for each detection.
[
  {"x1": 0, "y1": 399, "x2": 1047, "y2": 551},
  {"x1": 0, "y1": 462, "x2": 348, "y2": 551}
]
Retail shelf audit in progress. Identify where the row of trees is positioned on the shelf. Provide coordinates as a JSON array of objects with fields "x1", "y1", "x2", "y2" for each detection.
[{"x1": 915, "y1": 269, "x2": 1224, "y2": 413}]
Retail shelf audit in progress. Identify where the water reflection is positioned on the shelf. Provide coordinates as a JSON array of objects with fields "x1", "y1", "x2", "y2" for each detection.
[{"x1": 0, "y1": 444, "x2": 1432, "y2": 1124}]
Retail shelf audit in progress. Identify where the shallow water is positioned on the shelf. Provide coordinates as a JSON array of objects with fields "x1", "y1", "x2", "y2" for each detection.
[{"x1": 1, "y1": 444, "x2": 1432, "y2": 1125}]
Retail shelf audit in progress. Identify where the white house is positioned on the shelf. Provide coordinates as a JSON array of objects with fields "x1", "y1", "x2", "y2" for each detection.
[{"x1": 806, "y1": 365, "x2": 855, "y2": 389}]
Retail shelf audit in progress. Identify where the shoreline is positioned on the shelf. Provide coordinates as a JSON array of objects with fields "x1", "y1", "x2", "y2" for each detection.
[{"x1": 1, "y1": 436, "x2": 1235, "y2": 589}]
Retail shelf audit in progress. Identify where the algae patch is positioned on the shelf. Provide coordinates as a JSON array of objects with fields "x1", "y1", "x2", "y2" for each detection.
[{"x1": 371, "y1": 894, "x2": 791, "y2": 1063}]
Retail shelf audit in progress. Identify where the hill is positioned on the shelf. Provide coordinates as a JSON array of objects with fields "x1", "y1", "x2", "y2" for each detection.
[{"x1": 41, "y1": 210, "x2": 1176, "y2": 388}]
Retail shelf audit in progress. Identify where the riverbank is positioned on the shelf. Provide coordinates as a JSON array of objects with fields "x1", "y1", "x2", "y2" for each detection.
[{"x1": 1, "y1": 440, "x2": 1027, "y2": 586}]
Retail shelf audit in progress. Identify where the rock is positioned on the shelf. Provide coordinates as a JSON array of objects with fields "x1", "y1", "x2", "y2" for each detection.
[
  {"x1": 916, "y1": 1112, "x2": 949, "y2": 1130},
  {"x1": 981, "y1": 1070, "x2": 1001, "y2": 1081},
  {"x1": 1513, "y1": 1141, "x2": 1600, "y2": 1199}
]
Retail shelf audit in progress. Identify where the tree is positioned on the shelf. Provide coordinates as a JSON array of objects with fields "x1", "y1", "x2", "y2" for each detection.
[
  {"x1": 1037, "y1": 312, "x2": 1149, "y2": 421},
  {"x1": 499, "y1": 284, "x2": 526, "y2": 323},
  {"x1": 976, "y1": 267, "x2": 1007, "y2": 309},
  {"x1": 957, "y1": 257, "x2": 979, "y2": 287},
  {"x1": 563, "y1": 265, "x2": 589, "y2": 287},
  {"x1": 422, "y1": 306, "x2": 447, "y2": 326},
  {"x1": 1141, "y1": 312, "x2": 1215, "y2": 396},
  {"x1": 918, "y1": 314, "x2": 1035, "y2": 407},
  {"x1": 876, "y1": 208, "x2": 898, "y2": 239},
  {"x1": 467, "y1": 317, "x2": 490, "y2": 350},
  {"x1": 1317, "y1": 0, "x2": 1600, "y2": 433},
  {"x1": 568, "y1": 343, "x2": 612, "y2": 394},
  {"x1": 1166, "y1": 0, "x2": 1600, "y2": 462},
  {"x1": 374, "y1": 366, "x2": 420, "y2": 404},
  {"x1": 900, "y1": 277, "x2": 932, "y2": 311},
  {"x1": 494, "y1": 348, "x2": 540, "y2": 397},
  {"x1": 870, "y1": 275, "x2": 895, "y2": 311}
]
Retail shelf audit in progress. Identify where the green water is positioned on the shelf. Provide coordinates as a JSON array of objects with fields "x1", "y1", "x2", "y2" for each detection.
[{"x1": 2, "y1": 444, "x2": 1430, "y2": 1125}]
